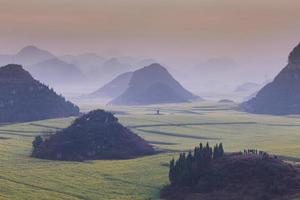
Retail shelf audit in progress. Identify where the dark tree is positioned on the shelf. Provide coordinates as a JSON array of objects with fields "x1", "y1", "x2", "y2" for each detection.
[
  {"x1": 213, "y1": 144, "x2": 219, "y2": 159},
  {"x1": 169, "y1": 142, "x2": 225, "y2": 186},
  {"x1": 31, "y1": 110, "x2": 155, "y2": 161},
  {"x1": 169, "y1": 158, "x2": 175, "y2": 184},
  {"x1": 32, "y1": 135, "x2": 43, "y2": 149},
  {"x1": 219, "y1": 143, "x2": 224, "y2": 157}
]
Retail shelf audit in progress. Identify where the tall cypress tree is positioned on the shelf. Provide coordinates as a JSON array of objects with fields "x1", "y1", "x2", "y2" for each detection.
[
  {"x1": 169, "y1": 142, "x2": 225, "y2": 186},
  {"x1": 169, "y1": 158, "x2": 175, "y2": 184},
  {"x1": 213, "y1": 144, "x2": 218, "y2": 159},
  {"x1": 219, "y1": 143, "x2": 224, "y2": 157}
]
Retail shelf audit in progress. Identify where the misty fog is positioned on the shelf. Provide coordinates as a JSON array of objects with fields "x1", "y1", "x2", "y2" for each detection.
[{"x1": 1, "y1": 0, "x2": 300, "y2": 102}]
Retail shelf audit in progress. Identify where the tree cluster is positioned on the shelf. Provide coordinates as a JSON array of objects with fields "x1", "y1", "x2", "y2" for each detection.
[
  {"x1": 0, "y1": 64, "x2": 79, "y2": 123},
  {"x1": 31, "y1": 110, "x2": 155, "y2": 161},
  {"x1": 169, "y1": 143, "x2": 224, "y2": 186},
  {"x1": 32, "y1": 135, "x2": 44, "y2": 149},
  {"x1": 0, "y1": 80, "x2": 79, "y2": 123},
  {"x1": 243, "y1": 149, "x2": 275, "y2": 160}
]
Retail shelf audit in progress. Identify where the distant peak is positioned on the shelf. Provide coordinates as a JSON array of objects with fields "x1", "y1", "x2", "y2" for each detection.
[
  {"x1": 2, "y1": 64, "x2": 23, "y2": 70},
  {"x1": 138, "y1": 63, "x2": 168, "y2": 74},
  {"x1": 38, "y1": 57, "x2": 63, "y2": 64},
  {"x1": 106, "y1": 57, "x2": 120, "y2": 63},
  {"x1": 22, "y1": 45, "x2": 39, "y2": 50},
  {"x1": 0, "y1": 64, "x2": 34, "y2": 81},
  {"x1": 143, "y1": 63, "x2": 165, "y2": 70},
  {"x1": 147, "y1": 63, "x2": 163, "y2": 67},
  {"x1": 288, "y1": 42, "x2": 300, "y2": 65},
  {"x1": 17, "y1": 45, "x2": 41, "y2": 53},
  {"x1": 16, "y1": 45, "x2": 54, "y2": 57}
]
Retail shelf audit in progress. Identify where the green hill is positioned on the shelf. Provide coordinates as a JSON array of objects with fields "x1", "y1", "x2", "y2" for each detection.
[
  {"x1": 31, "y1": 110, "x2": 155, "y2": 161},
  {"x1": 0, "y1": 64, "x2": 79, "y2": 123}
]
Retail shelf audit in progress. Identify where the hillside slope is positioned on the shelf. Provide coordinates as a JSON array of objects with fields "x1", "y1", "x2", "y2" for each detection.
[
  {"x1": 89, "y1": 72, "x2": 133, "y2": 98},
  {"x1": 29, "y1": 58, "x2": 85, "y2": 86},
  {"x1": 242, "y1": 42, "x2": 300, "y2": 115},
  {"x1": 0, "y1": 64, "x2": 79, "y2": 123},
  {"x1": 110, "y1": 63, "x2": 199, "y2": 105},
  {"x1": 32, "y1": 110, "x2": 155, "y2": 161}
]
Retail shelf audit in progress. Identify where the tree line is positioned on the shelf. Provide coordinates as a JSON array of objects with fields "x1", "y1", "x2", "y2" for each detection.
[{"x1": 169, "y1": 143, "x2": 224, "y2": 186}]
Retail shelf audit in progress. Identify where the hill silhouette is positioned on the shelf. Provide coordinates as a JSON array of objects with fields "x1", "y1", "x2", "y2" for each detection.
[
  {"x1": 110, "y1": 63, "x2": 199, "y2": 105},
  {"x1": 98, "y1": 58, "x2": 133, "y2": 80},
  {"x1": 89, "y1": 72, "x2": 133, "y2": 98},
  {"x1": 218, "y1": 99, "x2": 234, "y2": 103},
  {"x1": 0, "y1": 45, "x2": 56, "y2": 67},
  {"x1": 162, "y1": 144, "x2": 300, "y2": 200},
  {"x1": 29, "y1": 58, "x2": 85, "y2": 86},
  {"x1": 0, "y1": 64, "x2": 79, "y2": 123},
  {"x1": 102, "y1": 57, "x2": 132, "y2": 72},
  {"x1": 60, "y1": 53, "x2": 106, "y2": 81},
  {"x1": 13, "y1": 45, "x2": 56, "y2": 66},
  {"x1": 242, "y1": 42, "x2": 300, "y2": 115},
  {"x1": 31, "y1": 110, "x2": 155, "y2": 161},
  {"x1": 0, "y1": 46, "x2": 86, "y2": 89},
  {"x1": 234, "y1": 82, "x2": 261, "y2": 93}
]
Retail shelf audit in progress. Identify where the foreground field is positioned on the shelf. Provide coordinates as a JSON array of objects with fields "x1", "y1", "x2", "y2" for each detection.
[{"x1": 1, "y1": 101, "x2": 300, "y2": 199}]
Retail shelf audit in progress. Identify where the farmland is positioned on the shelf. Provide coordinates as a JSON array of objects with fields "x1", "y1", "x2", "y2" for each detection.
[{"x1": 1, "y1": 101, "x2": 300, "y2": 200}]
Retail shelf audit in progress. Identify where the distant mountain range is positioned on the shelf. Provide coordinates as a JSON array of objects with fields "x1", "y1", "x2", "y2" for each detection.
[
  {"x1": 0, "y1": 64, "x2": 79, "y2": 123},
  {"x1": 89, "y1": 72, "x2": 133, "y2": 98},
  {"x1": 175, "y1": 57, "x2": 245, "y2": 94},
  {"x1": 0, "y1": 45, "x2": 158, "y2": 92},
  {"x1": 99, "y1": 58, "x2": 133, "y2": 79},
  {"x1": 242, "y1": 42, "x2": 300, "y2": 115},
  {"x1": 30, "y1": 58, "x2": 85, "y2": 86},
  {"x1": 60, "y1": 53, "x2": 105, "y2": 77},
  {"x1": 60, "y1": 54, "x2": 157, "y2": 84},
  {"x1": 13, "y1": 45, "x2": 56, "y2": 66},
  {"x1": 0, "y1": 46, "x2": 85, "y2": 87},
  {"x1": 0, "y1": 45, "x2": 55, "y2": 66},
  {"x1": 234, "y1": 82, "x2": 261, "y2": 93},
  {"x1": 110, "y1": 63, "x2": 200, "y2": 105}
]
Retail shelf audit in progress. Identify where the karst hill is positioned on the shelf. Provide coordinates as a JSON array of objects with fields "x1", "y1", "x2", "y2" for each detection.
[
  {"x1": 110, "y1": 63, "x2": 200, "y2": 105},
  {"x1": 243, "y1": 42, "x2": 300, "y2": 115},
  {"x1": 31, "y1": 109, "x2": 155, "y2": 161},
  {"x1": 0, "y1": 64, "x2": 79, "y2": 123}
]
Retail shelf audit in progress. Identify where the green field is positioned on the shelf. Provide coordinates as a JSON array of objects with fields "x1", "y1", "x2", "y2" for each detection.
[{"x1": 1, "y1": 101, "x2": 300, "y2": 200}]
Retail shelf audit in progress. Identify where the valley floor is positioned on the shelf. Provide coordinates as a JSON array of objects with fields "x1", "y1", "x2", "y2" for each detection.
[{"x1": 1, "y1": 101, "x2": 300, "y2": 199}]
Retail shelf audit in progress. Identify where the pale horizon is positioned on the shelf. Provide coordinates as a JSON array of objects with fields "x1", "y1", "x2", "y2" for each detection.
[{"x1": 1, "y1": 0, "x2": 300, "y2": 94}]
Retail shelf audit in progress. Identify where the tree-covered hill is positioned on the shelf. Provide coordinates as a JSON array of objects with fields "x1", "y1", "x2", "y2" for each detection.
[
  {"x1": 162, "y1": 143, "x2": 300, "y2": 200},
  {"x1": 0, "y1": 64, "x2": 79, "y2": 123},
  {"x1": 31, "y1": 109, "x2": 155, "y2": 161}
]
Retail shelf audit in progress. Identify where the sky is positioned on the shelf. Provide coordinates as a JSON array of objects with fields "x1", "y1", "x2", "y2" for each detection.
[{"x1": 0, "y1": 0, "x2": 300, "y2": 88}]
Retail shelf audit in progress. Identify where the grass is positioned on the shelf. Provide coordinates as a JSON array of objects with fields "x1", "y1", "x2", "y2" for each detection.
[{"x1": 1, "y1": 101, "x2": 300, "y2": 199}]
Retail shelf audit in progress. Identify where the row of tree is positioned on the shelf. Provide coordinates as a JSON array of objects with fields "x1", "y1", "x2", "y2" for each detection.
[
  {"x1": 243, "y1": 149, "x2": 274, "y2": 160},
  {"x1": 169, "y1": 143, "x2": 224, "y2": 186}
]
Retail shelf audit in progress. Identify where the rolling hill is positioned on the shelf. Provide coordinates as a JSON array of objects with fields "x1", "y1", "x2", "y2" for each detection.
[
  {"x1": 0, "y1": 64, "x2": 79, "y2": 123},
  {"x1": 29, "y1": 58, "x2": 85, "y2": 86},
  {"x1": 13, "y1": 45, "x2": 56, "y2": 66},
  {"x1": 242, "y1": 42, "x2": 300, "y2": 115},
  {"x1": 0, "y1": 45, "x2": 56, "y2": 66},
  {"x1": 31, "y1": 109, "x2": 155, "y2": 161},
  {"x1": 234, "y1": 82, "x2": 261, "y2": 93},
  {"x1": 89, "y1": 72, "x2": 133, "y2": 98},
  {"x1": 162, "y1": 146, "x2": 300, "y2": 200},
  {"x1": 110, "y1": 63, "x2": 200, "y2": 105}
]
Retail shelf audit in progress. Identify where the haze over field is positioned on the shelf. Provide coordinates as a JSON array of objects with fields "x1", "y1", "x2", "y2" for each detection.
[
  {"x1": 2, "y1": 1, "x2": 300, "y2": 200},
  {"x1": 1, "y1": 0, "x2": 300, "y2": 97}
]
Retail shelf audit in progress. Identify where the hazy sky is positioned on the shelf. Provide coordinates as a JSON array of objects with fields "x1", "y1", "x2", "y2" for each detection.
[{"x1": 1, "y1": 0, "x2": 300, "y2": 82}]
